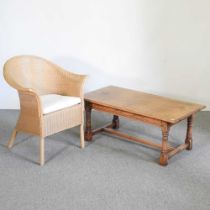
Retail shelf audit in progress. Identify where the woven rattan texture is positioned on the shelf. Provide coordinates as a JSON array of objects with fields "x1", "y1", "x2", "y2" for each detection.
[
  {"x1": 3, "y1": 55, "x2": 87, "y2": 165},
  {"x1": 43, "y1": 104, "x2": 82, "y2": 136}
]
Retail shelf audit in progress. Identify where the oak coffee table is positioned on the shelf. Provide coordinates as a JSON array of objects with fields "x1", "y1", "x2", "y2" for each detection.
[{"x1": 84, "y1": 86, "x2": 205, "y2": 166}]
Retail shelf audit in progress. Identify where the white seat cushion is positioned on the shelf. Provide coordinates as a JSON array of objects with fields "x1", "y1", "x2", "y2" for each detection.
[{"x1": 40, "y1": 94, "x2": 81, "y2": 114}]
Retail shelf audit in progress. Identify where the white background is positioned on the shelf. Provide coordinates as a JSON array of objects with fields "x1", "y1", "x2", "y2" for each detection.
[{"x1": 0, "y1": 0, "x2": 209, "y2": 109}]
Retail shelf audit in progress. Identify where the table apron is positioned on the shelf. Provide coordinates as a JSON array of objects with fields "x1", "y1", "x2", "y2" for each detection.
[{"x1": 91, "y1": 103, "x2": 163, "y2": 127}]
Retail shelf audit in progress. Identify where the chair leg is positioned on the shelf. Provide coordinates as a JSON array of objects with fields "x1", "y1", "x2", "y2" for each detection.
[
  {"x1": 80, "y1": 124, "x2": 85, "y2": 149},
  {"x1": 7, "y1": 129, "x2": 18, "y2": 149},
  {"x1": 40, "y1": 137, "x2": 45, "y2": 166}
]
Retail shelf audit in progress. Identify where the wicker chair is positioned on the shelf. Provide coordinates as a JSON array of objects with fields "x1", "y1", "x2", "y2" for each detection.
[{"x1": 3, "y1": 55, "x2": 87, "y2": 165}]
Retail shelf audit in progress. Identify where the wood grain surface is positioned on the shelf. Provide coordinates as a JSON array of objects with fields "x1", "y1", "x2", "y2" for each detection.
[{"x1": 85, "y1": 86, "x2": 205, "y2": 124}]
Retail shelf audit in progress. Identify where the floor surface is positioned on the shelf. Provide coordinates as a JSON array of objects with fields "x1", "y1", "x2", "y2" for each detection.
[{"x1": 0, "y1": 110, "x2": 210, "y2": 210}]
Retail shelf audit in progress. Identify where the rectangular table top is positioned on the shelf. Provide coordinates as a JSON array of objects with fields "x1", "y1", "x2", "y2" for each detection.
[{"x1": 85, "y1": 86, "x2": 206, "y2": 124}]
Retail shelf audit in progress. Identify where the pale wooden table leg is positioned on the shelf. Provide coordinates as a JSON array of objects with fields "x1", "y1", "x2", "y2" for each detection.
[
  {"x1": 185, "y1": 115, "x2": 194, "y2": 150},
  {"x1": 85, "y1": 101, "x2": 93, "y2": 141},
  {"x1": 7, "y1": 129, "x2": 18, "y2": 149},
  {"x1": 112, "y1": 115, "x2": 120, "y2": 129},
  {"x1": 160, "y1": 122, "x2": 170, "y2": 166},
  {"x1": 40, "y1": 137, "x2": 45, "y2": 166},
  {"x1": 80, "y1": 124, "x2": 85, "y2": 149}
]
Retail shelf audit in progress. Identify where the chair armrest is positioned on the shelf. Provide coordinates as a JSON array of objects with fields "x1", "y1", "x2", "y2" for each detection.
[
  {"x1": 18, "y1": 88, "x2": 43, "y2": 117},
  {"x1": 16, "y1": 88, "x2": 44, "y2": 135},
  {"x1": 57, "y1": 68, "x2": 87, "y2": 98}
]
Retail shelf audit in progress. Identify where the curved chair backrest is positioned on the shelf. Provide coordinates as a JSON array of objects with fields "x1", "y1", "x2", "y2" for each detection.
[{"x1": 3, "y1": 55, "x2": 64, "y2": 95}]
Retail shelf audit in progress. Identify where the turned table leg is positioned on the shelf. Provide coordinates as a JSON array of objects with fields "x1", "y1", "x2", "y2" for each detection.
[
  {"x1": 112, "y1": 115, "x2": 119, "y2": 129},
  {"x1": 185, "y1": 115, "x2": 194, "y2": 150},
  {"x1": 160, "y1": 122, "x2": 170, "y2": 166},
  {"x1": 85, "y1": 101, "x2": 93, "y2": 141}
]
